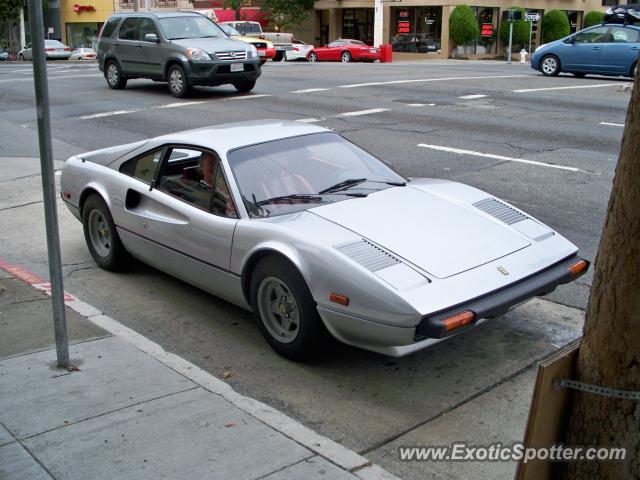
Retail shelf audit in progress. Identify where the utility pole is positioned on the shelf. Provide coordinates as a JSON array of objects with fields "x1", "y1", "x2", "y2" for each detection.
[
  {"x1": 20, "y1": 7, "x2": 26, "y2": 49},
  {"x1": 507, "y1": 22, "x2": 513, "y2": 64},
  {"x1": 373, "y1": 0, "x2": 383, "y2": 47},
  {"x1": 26, "y1": 0, "x2": 69, "y2": 368}
]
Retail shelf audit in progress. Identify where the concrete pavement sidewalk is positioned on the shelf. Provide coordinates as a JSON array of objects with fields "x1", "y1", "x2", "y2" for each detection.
[{"x1": 0, "y1": 271, "x2": 399, "y2": 480}]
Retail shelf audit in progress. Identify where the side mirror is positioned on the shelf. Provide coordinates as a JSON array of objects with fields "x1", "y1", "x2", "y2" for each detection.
[
  {"x1": 145, "y1": 33, "x2": 159, "y2": 43},
  {"x1": 564, "y1": 36, "x2": 575, "y2": 45}
]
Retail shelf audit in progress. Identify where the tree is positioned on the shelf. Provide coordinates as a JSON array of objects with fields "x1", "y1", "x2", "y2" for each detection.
[
  {"x1": 499, "y1": 7, "x2": 528, "y2": 51},
  {"x1": 449, "y1": 5, "x2": 480, "y2": 46},
  {"x1": 223, "y1": 0, "x2": 252, "y2": 21},
  {"x1": 541, "y1": 10, "x2": 570, "y2": 43},
  {"x1": 561, "y1": 66, "x2": 640, "y2": 479},
  {"x1": 583, "y1": 11, "x2": 605, "y2": 28},
  {"x1": 0, "y1": 0, "x2": 24, "y2": 52},
  {"x1": 260, "y1": 0, "x2": 314, "y2": 32}
]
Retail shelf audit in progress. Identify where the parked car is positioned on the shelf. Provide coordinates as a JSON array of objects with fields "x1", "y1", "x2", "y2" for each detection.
[
  {"x1": 60, "y1": 120, "x2": 588, "y2": 359},
  {"x1": 531, "y1": 23, "x2": 640, "y2": 78},
  {"x1": 391, "y1": 34, "x2": 440, "y2": 53},
  {"x1": 0, "y1": 48, "x2": 9, "y2": 61},
  {"x1": 220, "y1": 21, "x2": 293, "y2": 61},
  {"x1": 70, "y1": 47, "x2": 97, "y2": 60},
  {"x1": 19, "y1": 40, "x2": 72, "y2": 61},
  {"x1": 97, "y1": 12, "x2": 261, "y2": 97},
  {"x1": 219, "y1": 23, "x2": 275, "y2": 64},
  {"x1": 308, "y1": 39, "x2": 381, "y2": 63},
  {"x1": 285, "y1": 40, "x2": 314, "y2": 61}
]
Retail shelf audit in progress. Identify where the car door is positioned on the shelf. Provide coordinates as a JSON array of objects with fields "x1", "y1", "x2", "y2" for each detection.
[
  {"x1": 114, "y1": 16, "x2": 143, "y2": 75},
  {"x1": 137, "y1": 17, "x2": 164, "y2": 78},
  {"x1": 24, "y1": 43, "x2": 32, "y2": 60},
  {"x1": 563, "y1": 26, "x2": 608, "y2": 72},
  {"x1": 325, "y1": 41, "x2": 343, "y2": 61},
  {"x1": 600, "y1": 26, "x2": 640, "y2": 75}
]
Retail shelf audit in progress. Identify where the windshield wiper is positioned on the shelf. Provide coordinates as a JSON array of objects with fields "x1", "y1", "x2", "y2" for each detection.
[
  {"x1": 255, "y1": 194, "x2": 324, "y2": 206},
  {"x1": 319, "y1": 178, "x2": 367, "y2": 194}
]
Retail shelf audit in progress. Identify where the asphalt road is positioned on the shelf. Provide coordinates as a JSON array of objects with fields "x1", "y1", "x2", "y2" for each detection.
[{"x1": 0, "y1": 59, "x2": 631, "y2": 479}]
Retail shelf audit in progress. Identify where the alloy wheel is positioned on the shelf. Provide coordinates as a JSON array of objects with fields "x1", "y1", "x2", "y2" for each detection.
[
  {"x1": 257, "y1": 277, "x2": 300, "y2": 343},
  {"x1": 541, "y1": 56, "x2": 558, "y2": 76},
  {"x1": 88, "y1": 209, "x2": 111, "y2": 258}
]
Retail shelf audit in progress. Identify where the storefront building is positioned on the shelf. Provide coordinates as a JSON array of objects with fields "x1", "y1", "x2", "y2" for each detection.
[
  {"x1": 60, "y1": 0, "x2": 115, "y2": 48},
  {"x1": 311, "y1": 0, "x2": 610, "y2": 57}
]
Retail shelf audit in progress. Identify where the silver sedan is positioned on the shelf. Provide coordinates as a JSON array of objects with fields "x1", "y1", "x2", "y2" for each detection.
[
  {"x1": 19, "y1": 40, "x2": 72, "y2": 61},
  {"x1": 60, "y1": 121, "x2": 589, "y2": 359}
]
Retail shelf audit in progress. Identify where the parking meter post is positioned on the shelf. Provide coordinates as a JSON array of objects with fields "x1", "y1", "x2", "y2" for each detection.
[
  {"x1": 26, "y1": 0, "x2": 69, "y2": 368},
  {"x1": 508, "y1": 22, "x2": 513, "y2": 64},
  {"x1": 373, "y1": 0, "x2": 384, "y2": 47}
]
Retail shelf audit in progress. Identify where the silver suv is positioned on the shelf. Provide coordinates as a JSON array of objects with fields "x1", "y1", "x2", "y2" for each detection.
[{"x1": 97, "y1": 12, "x2": 261, "y2": 97}]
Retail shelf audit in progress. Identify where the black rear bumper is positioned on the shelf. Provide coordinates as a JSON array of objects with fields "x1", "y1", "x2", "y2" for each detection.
[{"x1": 415, "y1": 255, "x2": 589, "y2": 340}]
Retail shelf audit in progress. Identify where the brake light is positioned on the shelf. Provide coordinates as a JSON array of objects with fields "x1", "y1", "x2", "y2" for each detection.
[
  {"x1": 442, "y1": 310, "x2": 475, "y2": 332},
  {"x1": 64, "y1": 48, "x2": 71, "y2": 51},
  {"x1": 568, "y1": 259, "x2": 588, "y2": 278},
  {"x1": 292, "y1": 46, "x2": 299, "y2": 51},
  {"x1": 46, "y1": 48, "x2": 55, "y2": 52}
]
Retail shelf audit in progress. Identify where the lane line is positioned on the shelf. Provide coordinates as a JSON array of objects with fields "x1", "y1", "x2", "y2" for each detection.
[
  {"x1": 406, "y1": 103, "x2": 427, "y2": 107},
  {"x1": 459, "y1": 94, "x2": 487, "y2": 100},
  {"x1": 338, "y1": 75, "x2": 527, "y2": 89},
  {"x1": 296, "y1": 118, "x2": 323, "y2": 123},
  {"x1": 292, "y1": 88, "x2": 330, "y2": 93},
  {"x1": 513, "y1": 83, "x2": 626, "y2": 93},
  {"x1": 417, "y1": 143, "x2": 581, "y2": 172},
  {"x1": 223, "y1": 94, "x2": 271, "y2": 100},
  {"x1": 600, "y1": 122, "x2": 625, "y2": 127},
  {"x1": 0, "y1": 73, "x2": 101, "y2": 84},
  {"x1": 158, "y1": 101, "x2": 207, "y2": 108},
  {"x1": 79, "y1": 109, "x2": 138, "y2": 119},
  {"x1": 340, "y1": 108, "x2": 389, "y2": 117}
]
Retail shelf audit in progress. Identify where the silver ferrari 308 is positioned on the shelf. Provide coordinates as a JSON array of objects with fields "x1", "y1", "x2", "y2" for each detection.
[{"x1": 61, "y1": 120, "x2": 589, "y2": 359}]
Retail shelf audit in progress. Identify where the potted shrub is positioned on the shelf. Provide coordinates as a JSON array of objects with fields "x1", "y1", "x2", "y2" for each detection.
[
  {"x1": 542, "y1": 10, "x2": 571, "y2": 43},
  {"x1": 583, "y1": 10, "x2": 605, "y2": 28},
  {"x1": 499, "y1": 7, "x2": 528, "y2": 53},
  {"x1": 449, "y1": 5, "x2": 480, "y2": 56}
]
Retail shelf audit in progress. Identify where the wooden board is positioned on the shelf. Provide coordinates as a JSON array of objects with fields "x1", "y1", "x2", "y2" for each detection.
[{"x1": 515, "y1": 339, "x2": 580, "y2": 480}]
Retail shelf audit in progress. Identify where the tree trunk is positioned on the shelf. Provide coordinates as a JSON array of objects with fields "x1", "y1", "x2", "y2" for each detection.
[{"x1": 561, "y1": 73, "x2": 640, "y2": 478}]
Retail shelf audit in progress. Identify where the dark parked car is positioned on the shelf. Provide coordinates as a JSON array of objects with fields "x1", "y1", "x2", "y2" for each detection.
[
  {"x1": 0, "y1": 48, "x2": 10, "y2": 61},
  {"x1": 392, "y1": 34, "x2": 440, "y2": 53},
  {"x1": 97, "y1": 11, "x2": 261, "y2": 97}
]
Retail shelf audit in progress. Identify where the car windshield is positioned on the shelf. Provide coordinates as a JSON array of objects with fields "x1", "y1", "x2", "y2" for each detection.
[
  {"x1": 235, "y1": 22, "x2": 261, "y2": 34},
  {"x1": 219, "y1": 24, "x2": 240, "y2": 36},
  {"x1": 228, "y1": 133, "x2": 405, "y2": 218},
  {"x1": 159, "y1": 16, "x2": 224, "y2": 40},
  {"x1": 45, "y1": 40, "x2": 65, "y2": 47}
]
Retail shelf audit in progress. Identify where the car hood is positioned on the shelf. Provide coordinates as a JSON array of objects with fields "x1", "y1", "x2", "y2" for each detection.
[
  {"x1": 171, "y1": 37, "x2": 249, "y2": 52},
  {"x1": 232, "y1": 35, "x2": 273, "y2": 47},
  {"x1": 310, "y1": 186, "x2": 531, "y2": 279}
]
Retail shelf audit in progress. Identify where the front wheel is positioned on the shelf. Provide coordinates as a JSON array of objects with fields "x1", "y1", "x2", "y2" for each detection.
[
  {"x1": 250, "y1": 257, "x2": 331, "y2": 359},
  {"x1": 234, "y1": 79, "x2": 256, "y2": 93},
  {"x1": 540, "y1": 54, "x2": 560, "y2": 76},
  {"x1": 105, "y1": 60, "x2": 127, "y2": 89},
  {"x1": 168, "y1": 64, "x2": 190, "y2": 98},
  {"x1": 82, "y1": 195, "x2": 129, "y2": 271},
  {"x1": 18, "y1": 53, "x2": 24, "y2": 61},
  {"x1": 341, "y1": 51, "x2": 352, "y2": 63},
  {"x1": 632, "y1": 61, "x2": 638, "y2": 78},
  {"x1": 308, "y1": 51, "x2": 318, "y2": 63}
]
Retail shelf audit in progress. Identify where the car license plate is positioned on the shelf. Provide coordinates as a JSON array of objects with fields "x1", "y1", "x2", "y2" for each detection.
[
  {"x1": 370, "y1": 48, "x2": 377, "y2": 53},
  {"x1": 231, "y1": 63, "x2": 244, "y2": 72},
  {"x1": 57, "y1": 48, "x2": 64, "y2": 52},
  {"x1": 258, "y1": 51, "x2": 265, "y2": 57}
]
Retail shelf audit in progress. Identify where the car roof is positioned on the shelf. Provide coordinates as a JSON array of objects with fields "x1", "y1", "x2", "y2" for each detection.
[
  {"x1": 109, "y1": 11, "x2": 203, "y2": 19},
  {"x1": 146, "y1": 120, "x2": 330, "y2": 155}
]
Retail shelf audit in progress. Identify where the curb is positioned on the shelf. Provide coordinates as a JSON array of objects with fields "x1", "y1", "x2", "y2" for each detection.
[{"x1": 0, "y1": 256, "x2": 401, "y2": 480}]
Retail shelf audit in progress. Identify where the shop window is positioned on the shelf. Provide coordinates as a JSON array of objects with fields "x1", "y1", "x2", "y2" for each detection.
[{"x1": 391, "y1": 7, "x2": 441, "y2": 53}]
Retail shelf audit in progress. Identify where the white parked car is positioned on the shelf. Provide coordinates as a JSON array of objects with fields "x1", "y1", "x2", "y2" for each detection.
[
  {"x1": 70, "y1": 47, "x2": 97, "y2": 60},
  {"x1": 19, "y1": 40, "x2": 72, "y2": 61},
  {"x1": 286, "y1": 40, "x2": 314, "y2": 61}
]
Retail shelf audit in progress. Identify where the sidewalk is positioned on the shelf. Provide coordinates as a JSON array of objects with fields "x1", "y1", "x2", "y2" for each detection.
[{"x1": 0, "y1": 270, "x2": 399, "y2": 480}]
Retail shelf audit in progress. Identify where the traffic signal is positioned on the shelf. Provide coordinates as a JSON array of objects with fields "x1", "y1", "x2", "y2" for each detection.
[{"x1": 502, "y1": 9, "x2": 523, "y2": 21}]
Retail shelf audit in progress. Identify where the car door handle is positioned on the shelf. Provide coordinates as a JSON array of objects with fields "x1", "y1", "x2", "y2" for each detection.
[
  {"x1": 631, "y1": 47, "x2": 639, "y2": 50},
  {"x1": 135, "y1": 44, "x2": 142, "y2": 48},
  {"x1": 113, "y1": 42, "x2": 120, "y2": 46},
  {"x1": 592, "y1": 47, "x2": 600, "y2": 50},
  {"x1": 125, "y1": 189, "x2": 188, "y2": 224}
]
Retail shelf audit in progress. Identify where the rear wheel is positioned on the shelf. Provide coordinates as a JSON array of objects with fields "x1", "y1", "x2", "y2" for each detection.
[
  {"x1": 308, "y1": 51, "x2": 318, "y2": 63},
  {"x1": 168, "y1": 64, "x2": 190, "y2": 98},
  {"x1": 105, "y1": 60, "x2": 127, "y2": 89},
  {"x1": 540, "y1": 54, "x2": 560, "y2": 76},
  {"x1": 273, "y1": 51, "x2": 283, "y2": 62},
  {"x1": 82, "y1": 195, "x2": 129, "y2": 271},
  {"x1": 250, "y1": 257, "x2": 331, "y2": 360},
  {"x1": 18, "y1": 53, "x2": 24, "y2": 61},
  {"x1": 234, "y1": 79, "x2": 256, "y2": 93},
  {"x1": 341, "y1": 51, "x2": 352, "y2": 63}
]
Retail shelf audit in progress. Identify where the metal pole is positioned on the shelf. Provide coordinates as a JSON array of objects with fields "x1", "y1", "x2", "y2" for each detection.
[
  {"x1": 528, "y1": 19, "x2": 532, "y2": 56},
  {"x1": 507, "y1": 22, "x2": 513, "y2": 64},
  {"x1": 373, "y1": 0, "x2": 384, "y2": 47},
  {"x1": 20, "y1": 8, "x2": 26, "y2": 50},
  {"x1": 26, "y1": 0, "x2": 69, "y2": 368}
]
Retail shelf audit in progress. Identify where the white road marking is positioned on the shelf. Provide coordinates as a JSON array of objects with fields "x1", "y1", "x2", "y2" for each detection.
[
  {"x1": 0, "y1": 73, "x2": 100, "y2": 83},
  {"x1": 292, "y1": 88, "x2": 330, "y2": 93},
  {"x1": 158, "y1": 101, "x2": 207, "y2": 108},
  {"x1": 513, "y1": 83, "x2": 626, "y2": 93},
  {"x1": 459, "y1": 94, "x2": 487, "y2": 99},
  {"x1": 600, "y1": 122, "x2": 625, "y2": 127},
  {"x1": 417, "y1": 143, "x2": 581, "y2": 172},
  {"x1": 224, "y1": 94, "x2": 271, "y2": 100},
  {"x1": 406, "y1": 103, "x2": 427, "y2": 107},
  {"x1": 80, "y1": 109, "x2": 138, "y2": 119},
  {"x1": 340, "y1": 108, "x2": 389, "y2": 117},
  {"x1": 338, "y1": 75, "x2": 527, "y2": 89},
  {"x1": 296, "y1": 118, "x2": 323, "y2": 123}
]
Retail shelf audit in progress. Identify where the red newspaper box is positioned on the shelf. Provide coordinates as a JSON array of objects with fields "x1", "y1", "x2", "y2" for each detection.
[{"x1": 380, "y1": 44, "x2": 393, "y2": 63}]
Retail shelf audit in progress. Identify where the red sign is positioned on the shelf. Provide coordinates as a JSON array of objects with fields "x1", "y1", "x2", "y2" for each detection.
[
  {"x1": 397, "y1": 21, "x2": 411, "y2": 34},
  {"x1": 73, "y1": 4, "x2": 95, "y2": 13},
  {"x1": 399, "y1": 11, "x2": 409, "y2": 18},
  {"x1": 481, "y1": 23, "x2": 493, "y2": 37}
]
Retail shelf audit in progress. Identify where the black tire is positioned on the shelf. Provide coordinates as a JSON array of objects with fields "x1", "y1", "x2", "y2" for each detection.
[
  {"x1": 260, "y1": 59, "x2": 267, "y2": 65},
  {"x1": 250, "y1": 257, "x2": 331, "y2": 360},
  {"x1": 167, "y1": 64, "x2": 190, "y2": 98},
  {"x1": 105, "y1": 60, "x2": 127, "y2": 90},
  {"x1": 341, "y1": 51, "x2": 352, "y2": 63},
  {"x1": 308, "y1": 51, "x2": 318, "y2": 63},
  {"x1": 572, "y1": 72, "x2": 586, "y2": 78},
  {"x1": 82, "y1": 194, "x2": 129, "y2": 271},
  {"x1": 18, "y1": 53, "x2": 24, "y2": 61},
  {"x1": 540, "y1": 54, "x2": 560, "y2": 76},
  {"x1": 632, "y1": 61, "x2": 638, "y2": 78},
  {"x1": 273, "y1": 51, "x2": 283, "y2": 62},
  {"x1": 234, "y1": 79, "x2": 256, "y2": 93}
]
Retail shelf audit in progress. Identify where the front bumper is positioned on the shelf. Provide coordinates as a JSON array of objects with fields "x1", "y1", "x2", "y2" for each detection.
[{"x1": 185, "y1": 59, "x2": 262, "y2": 86}]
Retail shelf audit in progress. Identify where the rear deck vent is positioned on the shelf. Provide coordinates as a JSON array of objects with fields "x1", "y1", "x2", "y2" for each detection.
[
  {"x1": 335, "y1": 239, "x2": 400, "y2": 272},
  {"x1": 473, "y1": 198, "x2": 528, "y2": 225}
]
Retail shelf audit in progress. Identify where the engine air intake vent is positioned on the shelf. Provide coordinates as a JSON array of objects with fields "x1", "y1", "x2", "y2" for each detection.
[
  {"x1": 335, "y1": 239, "x2": 400, "y2": 272},
  {"x1": 473, "y1": 198, "x2": 528, "y2": 225}
]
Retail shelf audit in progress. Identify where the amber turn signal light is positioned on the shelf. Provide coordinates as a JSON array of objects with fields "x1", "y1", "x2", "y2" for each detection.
[
  {"x1": 330, "y1": 293, "x2": 349, "y2": 306},
  {"x1": 442, "y1": 310, "x2": 475, "y2": 332},
  {"x1": 568, "y1": 259, "x2": 588, "y2": 278}
]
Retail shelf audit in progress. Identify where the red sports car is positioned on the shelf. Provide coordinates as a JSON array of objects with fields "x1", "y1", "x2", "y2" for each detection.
[{"x1": 307, "y1": 39, "x2": 380, "y2": 63}]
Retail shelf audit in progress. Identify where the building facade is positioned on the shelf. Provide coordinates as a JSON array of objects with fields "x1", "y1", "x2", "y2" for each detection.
[{"x1": 309, "y1": 0, "x2": 622, "y2": 57}]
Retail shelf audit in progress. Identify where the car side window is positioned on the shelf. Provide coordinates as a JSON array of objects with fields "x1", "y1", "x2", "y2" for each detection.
[
  {"x1": 139, "y1": 18, "x2": 158, "y2": 41},
  {"x1": 101, "y1": 17, "x2": 121, "y2": 38},
  {"x1": 119, "y1": 17, "x2": 140, "y2": 41},
  {"x1": 574, "y1": 26, "x2": 610, "y2": 43},
  {"x1": 157, "y1": 147, "x2": 238, "y2": 218},
  {"x1": 611, "y1": 27, "x2": 639, "y2": 43},
  {"x1": 120, "y1": 148, "x2": 163, "y2": 184}
]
